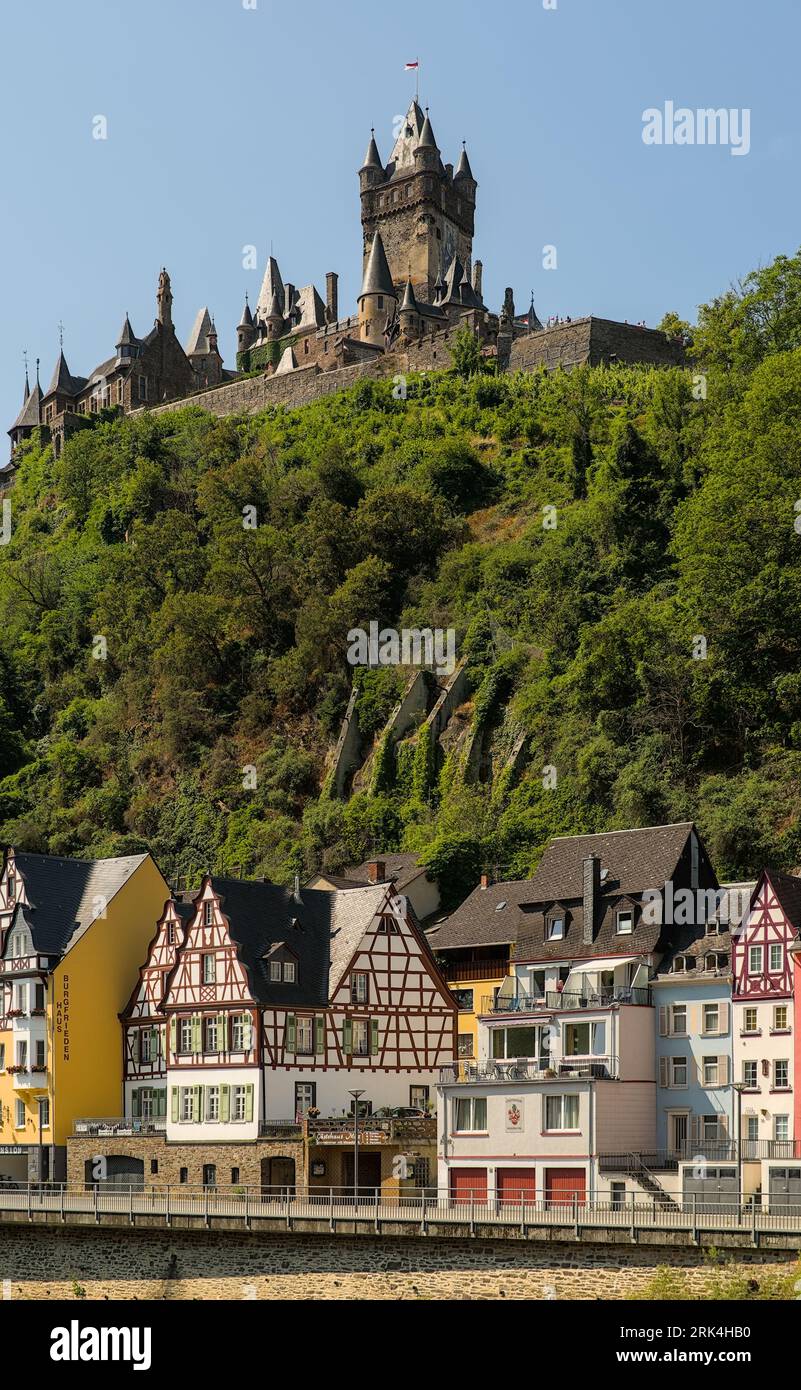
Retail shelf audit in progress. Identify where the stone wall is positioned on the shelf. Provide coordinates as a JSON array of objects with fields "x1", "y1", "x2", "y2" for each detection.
[
  {"x1": 66, "y1": 1135, "x2": 305, "y2": 1189},
  {"x1": 510, "y1": 316, "x2": 684, "y2": 373},
  {"x1": 0, "y1": 1225, "x2": 795, "y2": 1301}
]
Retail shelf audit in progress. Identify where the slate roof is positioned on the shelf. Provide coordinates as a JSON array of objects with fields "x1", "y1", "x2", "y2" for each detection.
[
  {"x1": 656, "y1": 881, "x2": 756, "y2": 979},
  {"x1": 256, "y1": 256, "x2": 285, "y2": 322},
  {"x1": 116, "y1": 314, "x2": 138, "y2": 347},
  {"x1": 430, "y1": 823, "x2": 701, "y2": 960},
  {"x1": 7, "y1": 851, "x2": 150, "y2": 958},
  {"x1": 361, "y1": 130, "x2": 383, "y2": 171},
  {"x1": 186, "y1": 307, "x2": 213, "y2": 355},
  {"x1": 359, "y1": 231, "x2": 396, "y2": 299},
  {"x1": 189, "y1": 878, "x2": 389, "y2": 1007},
  {"x1": 454, "y1": 146, "x2": 474, "y2": 181},
  {"x1": 766, "y1": 869, "x2": 801, "y2": 930},
  {"x1": 45, "y1": 351, "x2": 86, "y2": 398},
  {"x1": 9, "y1": 383, "x2": 41, "y2": 433},
  {"x1": 344, "y1": 853, "x2": 428, "y2": 891}
]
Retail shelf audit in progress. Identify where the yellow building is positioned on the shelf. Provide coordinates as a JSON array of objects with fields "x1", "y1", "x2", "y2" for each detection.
[
  {"x1": 426, "y1": 875, "x2": 518, "y2": 1059},
  {"x1": 0, "y1": 848, "x2": 168, "y2": 1183}
]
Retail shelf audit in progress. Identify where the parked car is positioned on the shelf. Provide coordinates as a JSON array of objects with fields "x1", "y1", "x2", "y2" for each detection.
[{"x1": 371, "y1": 1106, "x2": 427, "y2": 1119}]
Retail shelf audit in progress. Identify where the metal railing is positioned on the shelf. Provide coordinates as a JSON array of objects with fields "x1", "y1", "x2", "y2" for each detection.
[
  {"x1": 73, "y1": 1117, "x2": 167, "y2": 1137},
  {"x1": 307, "y1": 1116, "x2": 436, "y2": 1143},
  {"x1": 482, "y1": 987, "x2": 651, "y2": 1015},
  {"x1": 600, "y1": 1139, "x2": 801, "y2": 1170},
  {"x1": 2, "y1": 1183, "x2": 801, "y2": 1241},
  {"x1": 440, "y1": 1057, "x2": 619, "y2": 1084}
]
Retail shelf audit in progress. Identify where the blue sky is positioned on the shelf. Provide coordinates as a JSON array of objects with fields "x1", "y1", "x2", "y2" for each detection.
[{"x1": 1, "y1": 0, "x2": 798, "y2": 433}]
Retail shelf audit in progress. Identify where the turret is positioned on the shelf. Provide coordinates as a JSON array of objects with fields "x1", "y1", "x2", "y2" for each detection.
[
  {"x1": 266, "y1": 291, "x2": 284, "y2": 340},
  {"x1": 237, "y1": 294, "x2": 256, "y2": 354},
  {"x1": 358, "y1": 231, "x2": 397, "y2": 344},
  {"x1": 399, "y1": 277, "x2": 421, "y2": 341},
  {"x1": 156, "y1": 268, "x2": 173, "y2": 329},
  {"x1": 413, "y1": 108, "x2": 440, "y2": 172},
  {"x1": 115, "y1": 314, "x2": 140, "y2": 364},
  {"x1": 359, "y1": 128, "x2": 384, "y2": 192}
]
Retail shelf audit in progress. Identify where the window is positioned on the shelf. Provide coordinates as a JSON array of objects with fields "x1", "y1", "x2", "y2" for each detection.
[
  {"x1": 0, "y1": 1044, "x2": 4, "y2": 1070},
  {"x1": 615, "y1": 909, "x2": 633, "y2": 935},
  {"x1": 492, "y1": 1026, "x2": 543, "y2": 1059},
  {"x1": 283, "y1": 960, "x2": 296, "y2": 983},
  {"x1": 410, "y1": 1085, "x2": 429, "y2": 1111},
  {"x1": 231, "y1": 1015, "x2": 248, "y2": 1051},
  {"x1": 179, "y1": 1168, "x2": 188, "y2": 1184},
  {"x1": 702, "y1": 1115, "x2": 721, "y2": 1140},
  {"x1": 453, "y1": 1096, "x2": 487, "y2": 1132},
  {"x1": 296, "y1": 1016, "x2": 313, "y2": 1055},
  {"x1": 295, "y1": 1082, "x2": 316, "y2": 1116},
  {"x1": 179, "y1": 1019, "x2": 193, "y2": 1053},
  {"x1": 203, "y1": 902, "x2": 213, "y2": 927},
  {"x1": 775, "y1": 1114, "x2": 790, "y2": 1142},
  {"x1": 167, "y1": 923, "x2": 176, "y2": 946},
  {"x1": 202, "y1": 954, "x2": 216, "y2": 984},
  {"x1": 769, "y1": 943, "x2": 783, "y2": 973},
  {"x1": 702, "y1": 1003, "x2": 719, "y2": 1035},
  {"x1": 34, "y1": 983, "x2": 45, "y2": 1011},
  {"x1": 231, "y1": 1167, "x2": 240, "y2": 1184},
  {"x1": 671, "y1": 1004, "x2": 687, "y2": 1035},
  {"x1": 673, "y1": 957, "x2": 686, "y2": 973},
  {"x1": 35, "y1": 1040, "x2": 45, "y2": 1068},
  {"x1": 39, "y1": 1097, "x2": 50, "y2": 1129},
  {"x1": 457, "y1": 1033, "x2": 474, "y2": 1058},
  {"x1": 203, "y1": 1164, "x2": 217, "y2": 1189},
  {"x1": 138, "y1": 376, "x2": 148, "y2": 401},
  {"x1": 564, "y1": 1022, "x2": 592, "y2": 1056},
  {"x1": 546, "y1": 916, "x2": 564, "y2": 941},
  {"x1": 232, "y1": 1086, "x2": 247, "y2": 1122},
  {"x1": 151, "y1": 1159, "x2": 159, "y2": 1175},
  {"x1": 671, "y1": 1057, "x2": 687, "y2": 1087},
  {"x1": 203, "y1": 1017, "x2": 218, "y2": 1052},
  {"x1": 743, "y1": 1007, "x2": 758, "y2": 1034},
  {"x1": 451, "y1": 989, "x2": 474, "y2": 1012},
  {"x1": 746, "y1": 1116, "x2": 759, "y2": 1142},
  {"x1": 270, "y1": 960, "x2": 281, "y2": 981},
  {"x1": 6, "y1": 873, "x2": 15, "y2": 901},
  {"x1": 351, "y1": 972, "x2": 369, "y2": 1004},
  {"x1": 748, "y1": 945, "x2": 763, "y2": 975},
  {"x1": 15, "y1": 1099, "x2": 24, "y2": 1128},
  {"x1": 742, "y1": 1060, "x2": 758, "y2": 1088},
  {"x1": 180, "y1": 1089, "x2": 193, "y2": 1122},
  {"x1": 140, "y1": 1089, "x2": 154, "y2": 1119},
  {"x1": 544, "y1": 1094, "x2": 580, "y2": 1131},
  {"x1": 352, "y1": 1019, "x2": 369, "y2": 1057},
  {"x1": 16, "y1": 1040, "x2": 27, "y2": 1068},
  {"x1": 702, "y1": 1056, "x2": 719, "y2": 1086},
  {"x1": 139, "y1": 1030, "x2": 152, "y2": 1064},
  {"x1": 773, "y1": 1005, "x2": 789, "y2": 1031},
  {"x1": 773, "y1": 1059, "x2": 789, "y2": 1090},
  {"x1": 206, "y1": 1086, "x2": 220, "y2": 1122}
]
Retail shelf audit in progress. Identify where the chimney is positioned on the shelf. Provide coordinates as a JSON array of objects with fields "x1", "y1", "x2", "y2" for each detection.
[
  {"x1": 582, "y1": 855, "x2": 601, "y2": 946},
  {"x1": 366, "y1": 860, "x2": 386, "y2": 884},
  {"x1": 284, "y1": 283, "x2": 296, "y2": 323},
  {"x1": 472, "y1": 260, "x2": 483, "y2": 300},
  {"x1": 480, "y1": 873, "x2": 490, "y2": 890},
  {"x1": 326, "y1": 271, "x2": 339, "y2": 323},
  {"x1": 293, "y1": 873, "x2": 301, "y2": 904}
]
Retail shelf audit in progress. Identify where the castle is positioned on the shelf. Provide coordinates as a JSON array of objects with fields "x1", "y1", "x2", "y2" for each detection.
[{"x1": 6, "y1": 100, "x2": 683, "y2": 470}]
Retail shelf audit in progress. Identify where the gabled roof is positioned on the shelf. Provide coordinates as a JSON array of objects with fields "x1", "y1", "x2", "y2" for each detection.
[
  {"x1": 440, "y1": 256, "x2": 466, "y2": 305},
  {"x1": 386, "y1": 99, "x2": 426, "y2": 177},
  {"x1": 765, "y1": 868, "x2": 801, "y2": 929},
  {"x1": 5, "y1": 851, "x2": 150, "y2": 959},
  {"x1": 293, "y1": 285, "x2": 327, "y2": 330},
  {"x1": 359, "y1": 231, "x2": 396, "y2": 300},
  {"x1": 186, "y1": 307, "x2": 213, "y2": 355},
  {"x1": 656, "y1": 881, "x2": 756, "y2": 979},
  {"x1": 274, "y1": 345, "x2": 297, "y2": 374},
  {"x1": 256, "y1": 256, "x2": 285, "y2": 323},
  {"x1": 344, "y1": 853, "x2": 428, "y2": 892}
]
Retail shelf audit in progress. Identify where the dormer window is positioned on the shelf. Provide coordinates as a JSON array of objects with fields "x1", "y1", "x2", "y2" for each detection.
[
  {"x1": 705, "y1": 953, "x2": 717, "y2": 972},
  {"x1": 545, "y1": 907, "x2": 566, "y2": 941},
  {"x1": 673, "y1": 956, "x2": 686, "y2": 973},
  {"x1": 265, "y1": 943, "x2": 299, "y2": 984},
  {"x1": 495, "y1": 901, "x2": 507, "y2": 912},
  {"x1": 615, "y1": 909, "x2": 634, "y2": 935}
]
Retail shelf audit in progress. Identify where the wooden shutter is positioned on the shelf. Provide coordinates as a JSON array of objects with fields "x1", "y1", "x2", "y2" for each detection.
[
  {"x1": 218, "y1": 1013, "x2": 227, "y2": 1050},
  {"x1": 243, "y1": 1015, "x2": 252, "y2": 1051},
  {"x1": 157, "y1": 1088, "x2": 167, "y2": 1118},
  {"x1": 171, "y1": 1087, "x2": 179, "y2": 1122},
  {"x1": 342, "y1": 1018, "x2": 353, "y2": 1055},
  {"x1": 192, "y1": 1015, "x2": 202, "y2": 1054},
  {"x1": 718, "y1": 1001, "x2": 729, "y2": 1035},
  {"x1": 658, "y1": 1007, "x2": 668, "y2": 1037},
  {"x1": 169, "y1": 1016, "x2": 176, "y2": 1058},
  {"x1": 192, "y1": 1085, "x2": 202, "y2": 1121},
  {"x1": 718, "y1": 1054, "x2": 730, "y2": 1086},
  {"x1": 220, "y1": 1085, "x2": 230, "y2": 1122},
  {"x1": 659, "y1": 1056, "x2": 669, "y2": 1088},
  {"x1": 245, "y1": 1085, "x2": 254, "y2": 1122},
  {"x1": 690, "y1": 1114, "x2": 702, "y2": 1142},
  {"x1": 683, "y1": 1054, "x2": 694, "y2": 1088},
  {"x1": 369, "y1": 1018, "x2": 379, "y2": 1055},
  {"x1": 131, "y1": 1088, "x2": 140, "y2": 1118},
  {"x1": 285, "y1": 1015, "x2": 296, "y2": 1054},
  {"x1": 315, "y1": 1016, "x2": 325, "y2": 1055}
]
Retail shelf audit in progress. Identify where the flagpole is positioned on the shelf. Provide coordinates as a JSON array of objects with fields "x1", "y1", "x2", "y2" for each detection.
[{"x1": 416, "y1": 58, "x2": 420, "y2": 105}]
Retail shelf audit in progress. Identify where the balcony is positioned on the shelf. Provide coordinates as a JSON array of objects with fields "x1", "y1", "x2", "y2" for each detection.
[
  {"x1": 482, "y1": 986, "x2": 651, "y2": 1015},
  {"x1": 445, "y1": 959, "x2": 509, "y2": 984},
  {"x1": 440, "y1": 1056, "x2": 619, "y2": 1084},
  {"x1": 8, "y1": 1064, "x2": 47, "y2": 1090},
  {"x1": 0, "y1": 954, "x2": 51, "y2": 977},
  {"x1": 73, "y1": 1117, "x2": 167, "y2": 1138}
]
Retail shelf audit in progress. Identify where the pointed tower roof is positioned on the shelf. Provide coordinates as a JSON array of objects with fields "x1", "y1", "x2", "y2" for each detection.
[
  {"x1": 400, "y1": 278, "x2": 418, "y2": 312},
  {"x1": 256, "y1": 256, "x2": 285, "y2": 323},
  {"x1": 386, "y1": 99, "x2": 426, "y2": 176},
  {"x1": 22, "y1": 363, "x2": 30, "y2": 404},
  {"x1": 528, "y1": 295, "x2": 543, "y2": 333},
  {"x1": 459, "y1": 264, "x2": 482, "y2": 308},
  {"x1": 440, "y1": 256, "x2": 465, "y2": 305},
  {"x1": 416, "y1": 108, "x2": 438, "y2": 150},
  {"x1": 238, "y1": 295, "x2": 253, "y2": 329},
  {"x1": 267, "y1": 291, "x2": 283, "y2": 322},
  {"x1": 116, "y1": 314, "x2": 137, "y2": 347},
  {"x1": 455, "y1": 143, "x2": 475, "y2": 181},
  {"x1": 359, "y1": 231, "x2": 396, "y2": 300},
  {"x1": 186, "y1": 307, "x2": 213, "y2": 355},
  {"x1": 9, "y1": 382, "x2": 42, "y2": 434},
  {"x1": 360, "y1": 128, "x2": 383, "y2": 172},
  {"x1": 45, "y1": 351, "x2": 81, "y2": 397}
]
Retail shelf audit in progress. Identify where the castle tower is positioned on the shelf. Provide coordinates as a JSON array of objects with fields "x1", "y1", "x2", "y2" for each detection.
[
  {"x1": 156, "y1": 268, "x2": 173, "y2": 328},
  {"x1": 237, "y1": 294, "x2": 256, "y2": 355},
  {"x1": 399, "y1": 277, "x2": 421, "y2": 342},
  {"x1": 357, "y1": 230, "x2": 397, "y2": 344},
  {"x1": 359, "y1": 101, "x2": 477, "y2": 305}
]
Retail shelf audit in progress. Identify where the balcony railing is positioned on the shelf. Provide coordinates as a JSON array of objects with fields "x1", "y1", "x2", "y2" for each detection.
[
  {"x1": 482, "y1": 986, "x2": 651, "y2": 1015},
  {"x1": 73, "y1": 1117, "x2": 167, "y2": 1138},
  {"x1": 0, "y1": 954, "x2": 51, "y2": 976},
  {"x1": 599, "y1": 1139, "x2": 801, "y2": 1172},
  {"x1": 440, "y1": 1056, "x2": 619, "y2": 1084},
  {"x1": 307, "y1": 1116, "x2": 436, "y2": 1144},
  {"x1": 444, "y1": 960, "x2": 509, "y2": 984}
]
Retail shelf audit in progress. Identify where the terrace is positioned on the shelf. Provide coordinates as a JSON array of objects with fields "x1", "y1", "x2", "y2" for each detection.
[{"x1": 440, "y1": 1056, "x2": 619, "y2": 1084}]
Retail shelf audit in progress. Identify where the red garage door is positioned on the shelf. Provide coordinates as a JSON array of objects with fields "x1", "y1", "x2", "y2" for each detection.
[
  {"x1": 497, "y1": 1168, "x2": 538, "y2": 1203},
  {"x1": 449, "y1": 1168, "x2": 488, "y2": 1202},
  {"x1": 545, "y1": 1168, "x2": 586, "y2": 1205}
]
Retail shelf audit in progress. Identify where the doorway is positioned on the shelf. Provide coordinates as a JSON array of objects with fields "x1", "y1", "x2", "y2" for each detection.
[
  {"x1": 343, "y1": 1150, "x2": 382, "y2": 1194},
  {"x1": 669, "y1": 1111, "x2": 689, "y2": 1156}
]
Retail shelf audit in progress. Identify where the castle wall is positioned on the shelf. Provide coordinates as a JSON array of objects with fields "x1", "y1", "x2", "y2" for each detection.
[{"x1": 510, "y1": 317, "x2": 684, "y2": 373}]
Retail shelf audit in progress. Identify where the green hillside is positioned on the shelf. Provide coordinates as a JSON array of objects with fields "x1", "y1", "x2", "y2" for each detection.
[{"x1": 4, "y1": 250, "x2": 801, "y2": 893}]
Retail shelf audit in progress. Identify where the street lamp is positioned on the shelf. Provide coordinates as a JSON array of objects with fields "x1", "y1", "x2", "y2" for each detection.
[
  {"x1": 349, "y1": 1089, "x2": 365, "y2": 1208},
  {"x1": 732, "y1": 1082, "x2": 747, "y2": 1210}
]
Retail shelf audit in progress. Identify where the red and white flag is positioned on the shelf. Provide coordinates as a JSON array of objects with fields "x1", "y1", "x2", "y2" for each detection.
[{"x1": 405, "y1": 60, "x2": 419, "y2": 70}]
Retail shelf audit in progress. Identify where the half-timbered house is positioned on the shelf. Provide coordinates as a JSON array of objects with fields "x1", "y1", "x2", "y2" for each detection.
[{"x1": 121, "y1": 898, "x2": 192, "y2": 1126}]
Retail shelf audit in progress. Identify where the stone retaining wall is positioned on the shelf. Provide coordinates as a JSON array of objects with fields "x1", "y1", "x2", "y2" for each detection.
[{"x1": 0, "y1": 1225, "x2": 794, "y2": 1301}]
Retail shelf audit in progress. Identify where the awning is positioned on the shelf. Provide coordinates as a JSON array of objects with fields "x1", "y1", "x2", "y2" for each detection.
[{"x1": 563, "y1": 956, "x2": 641, "y2": 975}]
